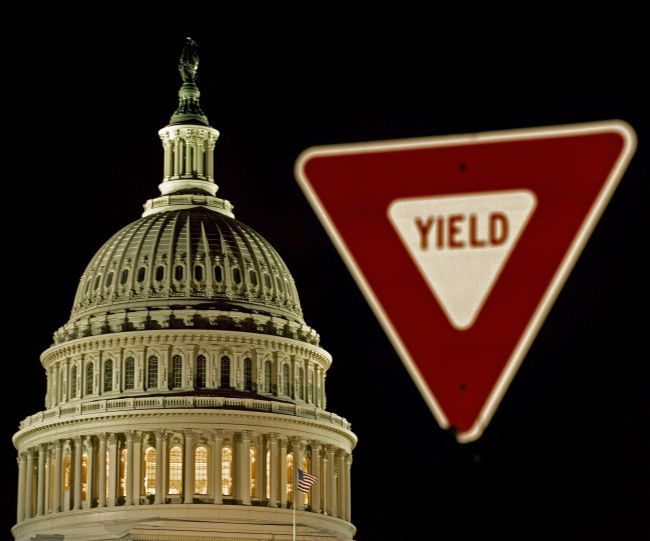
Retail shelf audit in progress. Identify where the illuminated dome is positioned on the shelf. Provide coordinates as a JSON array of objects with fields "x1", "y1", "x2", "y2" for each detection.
[{"x1": 13, "y1": 38, "x2": 355, "y2": 541}]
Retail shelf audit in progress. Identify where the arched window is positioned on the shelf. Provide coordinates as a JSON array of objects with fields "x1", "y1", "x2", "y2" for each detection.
[
  {"x1": 124, "y1": 357, "x2": 135, "y2": 390},
  {"x1": 195, "y1": 446, "x2": 208, "y2": 495},
  {"x1": 147, "y1": 356, "x2": 158, "y2": 389},
  {"x1": 263, "y1": 272, "x2": 272, "y2": 289},
  {"x1": 249, "y1": 269, "x2": 258, "y2": 286},
  {"x1": 119, "y1": 448, "x2": 128, "y2": 497},
  {"x1": 155, "y1": 265, "x2": 165, "y2": 281},
  {"x1": 106, "y1": 271, "x2": 114, "y2": 287},
  {"x1": 220, "y1": 356, "x2": 230, "y2": 388},
  {"x1": 81, "y1": 452, "x2": 88, "y2": 501},
  {"x1": 282, "y1": 364, "x2": 290, "y2": 396},
  {"x1": 194, "y1": 264, "x2": 204, "y2": 281},
  {"x1": 250, "y1": 448, "x2": 257, "y2": 497},
  {"x1": 244, "y1": 358, "x2": 253, "y2": 391},
  {"x1": 144, "y1": 446, "x2": 157, "y2": 495},
  {"x1": 86, "y1": 362, "x2": 94, "y2": 395},
  {"x1": 276, "y1": 276, "x2": 284, "y2": 292},
  {"x1": 232, "y1": 267, "x2": 242, "y2": 284},
  {"x1": 298, "y1": 366, "x2": 304, "y2": 400},
  {"x1": 70, "y1": 365, "x2": 78, "y2": 399},
  {"x1": 94, "y1": 275, "x2": 101, "y2": 290},
  {"x1": 286, "y1": 452, "x2": 294, "y2": 503},
  {"x1": 195, "y1": 355, "x2": 206, "y2": 389},
  {"x1": 214, "y1": 265, "x2": 223, "y2": 283},
  {"x1": 222, "y1": 446, "x2": 233, "y2": 496},
  {"x1": 302, "y1": 455, "x2": 311, "y2": 506},
  {"x1": 264, "y1": 361, "x2": 272, "y2": 393},
  {"x1": 174, "y1": 265, "x2": 184, "y2": 281},
  {"x1": 169, "y1": 446, "x2": 183, "y2": 495},
  {"x1": 171, "y1": 355, "x2": 183, "y2": 389},
  {"x1": 120, "y1": 268, "x2": 129, "y2": 285},
  {"x1": 137, "y1": 266, "x2": 146, "y2": 283},
  {"x1": 63, "y1": 454, "x2": 72, "y2": 492},
  {"x1": 103, "y1": 359, "x2": 113, "y2": 393}
]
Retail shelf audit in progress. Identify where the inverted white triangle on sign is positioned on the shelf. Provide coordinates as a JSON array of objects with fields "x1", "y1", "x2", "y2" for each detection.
[{"x1": 388, "y1": 190, "x2": 536, "y2": 330}]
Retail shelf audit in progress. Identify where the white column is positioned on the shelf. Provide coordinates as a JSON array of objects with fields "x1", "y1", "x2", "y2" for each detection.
[
  {"x1": 336, "y1": 451, "x2": 345, "y2": 519},
  {"x1": 53, "y1": 441, "x2": 62, "y2": 513},
  {"x1": 310, "y1": 442, "x2": 321, "y2": 513},
  {"x1": 293, "y1": 438, "x2": 304, "y2": 511},
  {"x1": 125, "y1": 432, "x2": 134, "y2": 505},
  {"x1": 207, "y1": 139, "x2": 216, "y2": 179},
  {"x1": 16, "y1": 453, "x2": 26, "y2": 523},
  {"x1": 73, "y1": 436, "x2": 82, "y2": 510},
  {"x1": 345, "y1": 454, "x2": 352, "y2": 522},
  {"x1": 183, "y1": 429, "x2": 194, "y2": 503},
  {"x1": 279, "y1": 437, "x2": 287, "y2": 508},
  {"x1": 268, "y1": 433, "x2": 278, "y2": 508},
  {"x1": 197, "y1": 140, "x2": 204, "y2": 176},
  {"x1": 154, "y1": 430, "x2": 165, "y2": 504},
  {"x1": 84, "y1": 437, "x2": 94, "y2": 509},
  {"x1": 184, "y1": 136, "x2": 192, "y2": 175},
  {"x1": 37, "y1": 445, "x2": 46, "y2": 515},
  {"x1": 239, "y1": 431, "x2": 251, "y2": 505},
  {"x1": 107, "y1": 434, "x2": 118, "y2": 507},
  {"x1": 174, "y1": 139, "x2": 181, "y2": 177},
  {"x1": 212, "y1": 429, "x2": 223, "y2": 504},
  {"x1": 326, "y1": 446, "x2": 336, "y2": 516},
  {"x1": 97, "y1": 434, "x2": 107, "y2": 507},
  {"x1": 132, "y1": 432, "x2": 142, "y2": 505},
  {"x1": 25, "y1": 450, "x2": 35, "y2": 519}
]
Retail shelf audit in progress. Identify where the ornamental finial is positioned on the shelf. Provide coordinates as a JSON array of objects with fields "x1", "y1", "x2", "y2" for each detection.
[
  {"x1": 179, "y1": 37, "x2": 199, "y2": 83},
  {"x1": 169, "y1": 37, "x2": 209, "y2": 126}
]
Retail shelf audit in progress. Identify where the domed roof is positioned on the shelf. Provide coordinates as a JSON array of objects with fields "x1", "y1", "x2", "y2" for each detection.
[{"x1": 71, "y1": 207, "x2": 303, "y2": 324}]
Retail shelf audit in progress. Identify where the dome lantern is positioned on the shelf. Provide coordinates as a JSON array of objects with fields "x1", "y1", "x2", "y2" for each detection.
[{"x1": 145, "y1": 37, "x2": 233, "y2": 217}]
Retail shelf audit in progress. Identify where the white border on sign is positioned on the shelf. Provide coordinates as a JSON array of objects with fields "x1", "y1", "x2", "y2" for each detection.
[{"x1": 294, "y1": 121, "x2": 637, "y2": 443}]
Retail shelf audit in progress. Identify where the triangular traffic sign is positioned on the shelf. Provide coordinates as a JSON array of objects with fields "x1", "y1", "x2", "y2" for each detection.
[{"x1": 295, "y1": 121, "x2": 636, "y2": 442}]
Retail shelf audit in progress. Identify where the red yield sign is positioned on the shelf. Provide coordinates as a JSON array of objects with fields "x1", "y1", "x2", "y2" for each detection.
[{"x1": 295, "y1": 121, "x2": 636, "y2": 442}]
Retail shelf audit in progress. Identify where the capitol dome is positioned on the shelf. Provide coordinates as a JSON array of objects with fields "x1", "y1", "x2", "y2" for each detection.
[{"x1": 13, "y1": 38, "x2": 355, "y2": 541}]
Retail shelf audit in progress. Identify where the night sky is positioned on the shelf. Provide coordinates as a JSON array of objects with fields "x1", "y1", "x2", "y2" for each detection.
[{"x1": 3, "y1": 5, "x2": 649, "y2": 540}]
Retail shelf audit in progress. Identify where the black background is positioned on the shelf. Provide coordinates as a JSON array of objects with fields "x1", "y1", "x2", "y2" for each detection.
[{"x1": 2, "y1": 4, "x2": 649, "y2": 540}]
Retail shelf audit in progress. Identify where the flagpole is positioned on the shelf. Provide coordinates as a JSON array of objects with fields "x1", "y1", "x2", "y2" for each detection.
[{"x1": 292, "y1": 499, "x2": 296, "y2": 541}]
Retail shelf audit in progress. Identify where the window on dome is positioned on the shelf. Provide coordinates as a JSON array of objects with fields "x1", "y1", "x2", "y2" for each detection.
[
  {"x1": 119, "y1": 448, "x2": 128, "y2": 497},
  {"x1": 249, "y1": 270, "x2": 258, "y2": 286},
  {"x1": 169, "y1": 446, "x2": 183, "y2": 495},
  {"x1": 282, "y1": 364, "x2": 290, "y2": 396},
  {"x1": 147, "y1": 356, "x2": 158, "y2": 389},
  {"x1": 220, "y1": 356, "x2": 231, "y2": 388},
  {"x1": 298, "y1": 366, "x2": 304, "y2": 400},
  {"x1": 106, "y1": 271, "x2": 114, "y2": 287},
  {"x1": 120, "y1": 269, "x2": 129, "y2": 285},
  {"x1": 264, "y1": 361, "x2": 272, "y2": 393},
  {"x1": 70, "y1": 365, "x2": 78, "y2": 399},
  {"x1": 214, "y1": 265, "x2": 223, "y2": 283},
  {"x1": 155, "y1": 265, "x2": 165, "y2": 281},
  {"x1": 86, "y1": 362, "x2": 94, "y2": 395},
  {"x1": 94, "y1": 275, "x2": 101, "y2": 290},
  {"x1": 244, "y1": 358, "x2": 253, "y2": 391},
  {"x1": 222, "y1": 446, "x2": 233, "y2": 496},
  {"x1": 195, "y1": 446, "x2": 208, "y2": 495},
  {"x1": 286, "y1": 452, "x2": 294, "y2": 503},
  {"x1": 172, "y1": 355, "x2": 183, "y2": 389},
  {"x1": 232, "y1": 267, "x2": 242, "y2": 284},
  {"x1": 263, "y1": 272, "x2": 272, "y2": 289},
  {"x1": 85, "y1": 279, "x2": 92, "y2": 295},
  {"x1": 175, "y1": 265, "x2": 184, "y2": 281},
  {"x1": 137, "y1": 267, "x2": 146, "y2": 283},
  {"x1": 144, "y1": 446, "x2": 156, "y2": 495},
  {"x1": 196, "y1": 355, "x2": 206, "y2": 389},
  {"x1": 250, "y1": 448, "x2": 257, "y2": 497},
  {"x1": 124, "y1": 357, "x2": 135, "y2": 390},
  {"x1": 103, "y1": 359, "x2": 113, "y2": 392},
  {"x1": 194, "y1": 264, "x2": 204, "y2": 281},
  {"x1": 276, "y1": 276, "x2": 284, "y2": 292}
]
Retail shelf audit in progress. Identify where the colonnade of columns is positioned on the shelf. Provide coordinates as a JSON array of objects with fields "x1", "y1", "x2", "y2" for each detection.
[
  {"x1": 160, "y1": 128, "x2": 217, "y2": 182},
  {"x1": 16, "y1": 429, "x2": 352, "y2": 526}
]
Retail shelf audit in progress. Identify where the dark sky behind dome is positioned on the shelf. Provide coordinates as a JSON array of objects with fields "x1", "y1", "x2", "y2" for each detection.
[{"x1": 2, "y1": 5, "x2": 649, "y2": 540}]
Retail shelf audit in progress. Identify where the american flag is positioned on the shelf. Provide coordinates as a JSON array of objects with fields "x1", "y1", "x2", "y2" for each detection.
[{"x1": 297, "y1": 469, "x2": 318, "y2": 493}]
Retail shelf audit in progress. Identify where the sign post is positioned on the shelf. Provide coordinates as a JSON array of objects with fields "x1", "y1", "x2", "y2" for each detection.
[{"x1": 295, "y1": 121, "x2": 636, "y2": 442}]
